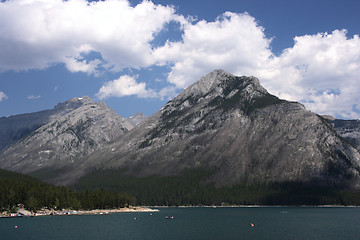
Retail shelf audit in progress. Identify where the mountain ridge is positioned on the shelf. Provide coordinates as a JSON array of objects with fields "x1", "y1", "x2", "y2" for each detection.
[
  {"x1": 0, "y1": 96, "x2": 135, "y2": 174},
  {"x1": 0, "y1": 96, "x2": 88, "y2": 152},
  {"x1": 0, "y1": 96, "x2": 147, "y2": 154}
]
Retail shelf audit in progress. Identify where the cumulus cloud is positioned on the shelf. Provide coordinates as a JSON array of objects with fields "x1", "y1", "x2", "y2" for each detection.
[
  {"x1": 258, "y1": 30, "x2": 360, "y2": 118},
  {"x1": 0, "y1": 91, "x2": 8, "y2": 102},
  {"x1": 153, "y1": 12, "x2": 273, "y2": 88},
  {"x1": 0, "y1": 0, "x2": 184, "y2": 72},
  {"x1": 96, "y1": 75, "x2": 157, "y2": 99},
  {"x1": 65, "y1": 57, "x2": 102, "y2": 76}
]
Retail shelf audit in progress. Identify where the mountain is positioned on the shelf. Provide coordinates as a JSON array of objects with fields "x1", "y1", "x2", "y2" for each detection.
[
  {"x1": 0, "y1": 97, "x2": 88, "y2": 152},
  {"x1": 2, "y1": 70, "x2": 360, "y2": 206},
  {"x1": 325, "y1": 118, "x2": 360, "y2": 152},
  {"x1": 0, "y1": 96, "x2": 133, "y2": 176},
  {"x1": 49, "y1": 70, "x2": 360, "y2": 192},
  {"x1": 126, "y1": 113, "x2": 147, "y2": 127}
]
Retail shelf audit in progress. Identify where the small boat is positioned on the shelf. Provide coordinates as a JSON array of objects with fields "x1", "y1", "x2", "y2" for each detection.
[{"x1": 165, "y1": 216, "x2": 174, "y2": 219}]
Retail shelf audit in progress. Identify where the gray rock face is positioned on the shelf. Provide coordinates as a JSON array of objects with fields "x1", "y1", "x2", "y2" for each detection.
[
  {"x1": 0, "y1": 97, "x2": 133, "y2": 175},
  {"x1": 56, "y1": 70, "x2": 360, "y2": 189}
]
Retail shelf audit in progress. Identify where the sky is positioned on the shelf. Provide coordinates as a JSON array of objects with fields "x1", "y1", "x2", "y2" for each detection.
[{"x1": 0, "y1": 0, "x2": 360, "y2": 119}]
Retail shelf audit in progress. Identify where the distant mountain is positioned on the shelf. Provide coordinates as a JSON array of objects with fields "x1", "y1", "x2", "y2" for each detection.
[
  {"x1": 325, "y1": 117, "x2": 360, "y2": 152},
  {"x1": 51, "y1": 70, "x2": 360, "y2": 192},
  {"x1": 0, "y1": 97, "x2": 87, "y2": 152},
  {"x1": 0, "y1": 96, "x2": 133, "y2": 176},
  {"x1": 126, "y1": 113, "x2": 147, "y2": 127}
]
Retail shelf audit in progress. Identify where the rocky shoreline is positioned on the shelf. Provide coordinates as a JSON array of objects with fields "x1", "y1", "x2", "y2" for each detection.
[{"x1": 0, "y1": 207, "x2": 159, "y2": 218}]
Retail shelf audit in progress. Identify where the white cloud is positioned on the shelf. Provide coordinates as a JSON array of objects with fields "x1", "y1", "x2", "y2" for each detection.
[
  {"x1": 154, "y1": 12, "x2": 273, "y2": 88},
  {"x1": 0, "y1": 0, "x2": 184, "y2": 73},
  {"x1": 258, "y1": 30, "x2": 360, "y2": 119},
  {"x1": 96, "y1": 75, "x2": 157, "y2": 99},
  {"x1": 27, "y1": 95, "x2": 41, "y2": 100},
  {"x1": 0, "y1": 91, "x2": 8, "y2": 102},
  {"x1": 64, "y1": 57, "x2": 102, "y2": 76}
]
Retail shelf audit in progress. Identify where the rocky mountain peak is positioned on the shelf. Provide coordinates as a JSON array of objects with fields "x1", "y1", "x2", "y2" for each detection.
[
  {"x1": 76, "y1": 96, "x2": 93, "y2": 102},
  {"x1": 181, "y1": 69, "x2": 234, "y2": 96},
  {"x1": 161, "y1": 69, "x2": 277, "y2": 122},
  {"x1": 0, "y1": 96, "x2": 98, "y2": 152},
  {"x1": 177, "y1": 69, "x2": 266, "y2": 100},
  {"x1": 53, "y1": 96, "x2": 93, "y2": 111}
]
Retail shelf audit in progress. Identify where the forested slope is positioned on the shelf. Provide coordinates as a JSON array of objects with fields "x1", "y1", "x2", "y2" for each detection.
[{"x1": 0, "y1": 168, "x2": 134, "y2": 211}]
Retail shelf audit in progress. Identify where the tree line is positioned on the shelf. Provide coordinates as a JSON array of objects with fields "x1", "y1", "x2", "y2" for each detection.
[
  {"x1": 0, "y1": 169, "x2": 134, "y2": 212},
  {"x1": 3, "y1": 167, "x2": 360, "y2": 210},
  {"x1": 74, "y1": 168, "x2": 360, "y2": 206}
]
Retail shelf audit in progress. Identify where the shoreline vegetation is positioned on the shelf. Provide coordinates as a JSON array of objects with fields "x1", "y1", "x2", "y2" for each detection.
[{"x1": 0, "y1": 169, "x2": 136, "y2": 215}]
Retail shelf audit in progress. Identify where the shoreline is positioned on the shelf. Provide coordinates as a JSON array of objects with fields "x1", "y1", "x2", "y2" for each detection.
[
  {"x1": 79, "y1": 207, "x2": 159, "y2": 215},
  {"x1": 2, "y1": 204, "x2": 359, "y2": 218},
  {"x1": 1, "y1": 207, "x2": 159, "y2": 218}
]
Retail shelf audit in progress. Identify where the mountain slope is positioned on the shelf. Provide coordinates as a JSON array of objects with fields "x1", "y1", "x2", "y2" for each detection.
[
  {"x1": 0, "y1": 96, "x2": 133, "y2": 178},
  {"x1": 56, "y1": 70, "x2": 360, "y2": 190}
]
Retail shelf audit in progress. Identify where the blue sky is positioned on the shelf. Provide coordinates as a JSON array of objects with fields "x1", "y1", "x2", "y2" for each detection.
[{"x1": 0, "y1": 0, "x2": 360, "y2": 119}]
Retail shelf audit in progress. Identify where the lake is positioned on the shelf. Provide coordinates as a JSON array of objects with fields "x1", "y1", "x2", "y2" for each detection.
[{"x1": 1, "y1": 207, "x2": 360, "y2": 240}]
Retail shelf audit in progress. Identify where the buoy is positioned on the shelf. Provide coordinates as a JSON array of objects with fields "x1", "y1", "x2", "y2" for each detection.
[
  {"x1": 15, "y1": 226, "x2": 18, "y2": 229},
  {"x1": 250, "y1": 223, "x2": 254, "y2": 227},
  {"x1": 134, "y1": 217, "x2": 136, "y2": 220}
]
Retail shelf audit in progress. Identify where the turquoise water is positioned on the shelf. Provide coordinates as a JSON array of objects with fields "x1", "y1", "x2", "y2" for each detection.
[{"x1": 1, "y1": 207, "x2": 360, "y2": 240}]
